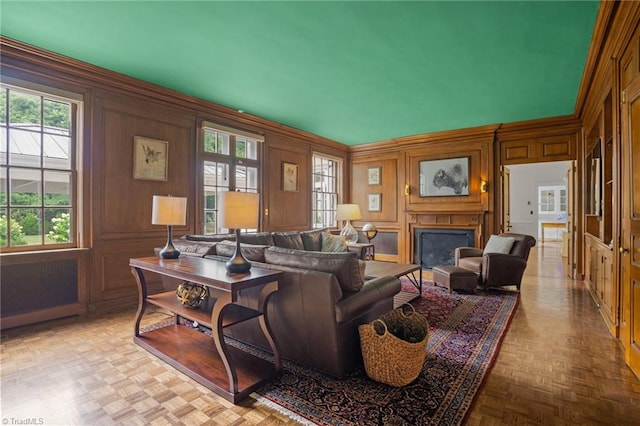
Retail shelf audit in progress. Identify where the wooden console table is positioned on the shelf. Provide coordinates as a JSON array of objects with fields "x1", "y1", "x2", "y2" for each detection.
[
  {"x1": 130, "y1": 256, "x2": 283, "y2": 403},
  {"x1": 540, "y1": 222, "x2": 566, "y2": 244}
]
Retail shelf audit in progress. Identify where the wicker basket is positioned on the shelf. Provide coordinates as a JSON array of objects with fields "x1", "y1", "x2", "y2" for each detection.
[{"x1": 358, "y1": 304, "x2": 429, "y2": 386}]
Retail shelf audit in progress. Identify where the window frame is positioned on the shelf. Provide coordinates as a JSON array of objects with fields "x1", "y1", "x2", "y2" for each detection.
[
  {"x1": 0, "y1": 82, "x2": 80, "y2": 252},
  {"x1": 311, "y1": 152, "x2": 343, "y2": 229},
  {"x1": 198, "y1": 122, "x2": 263, "y2": 235}
]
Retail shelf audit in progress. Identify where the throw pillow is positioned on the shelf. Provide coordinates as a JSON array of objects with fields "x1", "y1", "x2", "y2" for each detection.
[
  {"x1": 483, "y1": 235, "x2": 516, "y2": 255},
  {"x1": 321, "y1": 232, "x2": 348, "y2": 252}
]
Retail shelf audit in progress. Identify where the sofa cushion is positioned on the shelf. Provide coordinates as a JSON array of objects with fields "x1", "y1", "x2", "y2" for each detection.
[
  {"x1": 272, "y1": 231, "x2": 305, "y2": 250},
  {"x1": 172, "y1": 240, "x2": 218, "y2": 257},
  {"x1": 215, "y1": 240, "x2": 269, "y2": 262},
  {"x1": 264, "y1": 246, "x2": 364, "y2": 292},
  {"x1": 321, "y1": 232, "x2": 348, "y2": 252},
  {"x1": 300, "y1": 228, "x2": 326, "y2": 251},
  {"x1": 483, "y1": 234, "x2": 516, "y2": 255},
  {"x1": 239, "y1": 232, "x2": 275, "y2": 246},
  {"x1": 185, "y1": 233, "x2": 234, "y2": 242}
]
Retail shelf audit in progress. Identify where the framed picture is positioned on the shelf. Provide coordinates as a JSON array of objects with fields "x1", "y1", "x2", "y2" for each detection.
[
  {"x1": 133, "y1": 136, "x2": 168, "y2": 181},
  {"x1": 282, "y1": 161, "x2": 299, "y2": 192},
  {"x1": 368, "y1": 193, "x2": 381, "y2": 212},
  {"x1": 419, "y1": 157, "x2": 469, "y2": 197},
  {"x1": 368, "y1": 167, "x2": 381, "y2": 185}
]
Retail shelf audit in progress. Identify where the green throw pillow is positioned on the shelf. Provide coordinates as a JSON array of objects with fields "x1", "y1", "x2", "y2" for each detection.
[{"x1": 321, "y1": 232, "x2": 347, "y2": 252}]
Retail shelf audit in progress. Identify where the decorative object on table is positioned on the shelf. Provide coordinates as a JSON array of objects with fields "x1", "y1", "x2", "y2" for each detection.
[
  {"x1": 175, "y1": 281, "x2": 208, "y2": 307},
  {"x1": 358, "y1": 303, "x2": 429, "y2": 387},
  {"x1": 282, "y1": 161, "x2": 298, "y2": 192},
  {"x1": 419, "y1": 156, "x2": 469, "y2": 196},
  {"x1": 133, "y1": 136, "x2": 168, "y2": 181},
  {"x1": 336, "y1": 203, "x2": 361, "y2": 244},
  {"x1": 218, "y1": 191, "x2": 259, "y2": 274},
  {"x1": 367, "y1": 166, "x2": 381, "y2": 185},
  {"x1": 362, "y1": 223, "x2": 378, "y2": 243},
  {"x1": 367, "y1": 193, "x2": 381, "y2": 212},
  {"x1": 152, "y1": 195, "x2": 187, "y2": 259}
]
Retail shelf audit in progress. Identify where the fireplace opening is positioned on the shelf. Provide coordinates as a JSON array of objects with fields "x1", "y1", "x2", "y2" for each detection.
[{"x1": 413, "y1": 228, "x2": 475, "y2": 269}]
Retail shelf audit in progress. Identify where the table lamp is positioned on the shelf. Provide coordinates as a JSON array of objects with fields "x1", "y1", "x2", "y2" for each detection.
[
  {"x1": 152, "y1": 195, "x2": 187, "y2": 259},
  {"x1": 336, "y1": 204, "x2": 361, "y2": 244},
  {"x1": 218, "y1": 191, "x2": 259, "y2": 274}
]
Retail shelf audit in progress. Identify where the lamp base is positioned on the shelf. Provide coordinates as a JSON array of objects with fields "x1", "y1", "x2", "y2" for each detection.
[
  {"x1": 340, "y1": 220, "x2": 359, "y2": 244},
  {"x1": 159, "y1": 225, "x2": 180, "y2": 259},
  {"x1": 225, "y1": 230, "x2": 251, "y2": 274}
]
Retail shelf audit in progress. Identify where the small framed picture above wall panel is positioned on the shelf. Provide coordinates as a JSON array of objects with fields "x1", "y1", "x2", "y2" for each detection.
[
  {"x1": 133, "y1": 136, "x2": 168, "y2": 181},
  {"x1": 368, "y1": 167, "x2": 381, "y2": 185}
]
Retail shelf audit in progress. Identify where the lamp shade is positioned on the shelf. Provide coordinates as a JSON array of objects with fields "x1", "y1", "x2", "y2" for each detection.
[
  {"x1": 336, "y1": 204, "x2": 362, "y2": 221},
  {"x1": 218, "y1": 191, "x2": 259, "y2": 230},
  {"x1": 152, "y1": 196, "x2": 187, "y2": 226}
]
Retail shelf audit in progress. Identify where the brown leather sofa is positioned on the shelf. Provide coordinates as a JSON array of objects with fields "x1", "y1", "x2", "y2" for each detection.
[
  {"x1": 158, "y1": 230, "x2": 401, "y2": 378},
  {"x1": 454, "y1": 232, "x2": 536, "y2": 290}
]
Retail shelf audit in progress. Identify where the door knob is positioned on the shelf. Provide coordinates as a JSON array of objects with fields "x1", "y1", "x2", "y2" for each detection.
[{"x1": 619, "y1": 246, "x2": 630, "y2": 254}]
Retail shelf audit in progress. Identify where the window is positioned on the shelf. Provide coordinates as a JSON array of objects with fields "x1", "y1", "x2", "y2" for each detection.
[
  {"x1": 0, "y1": 83, "x2": 79, "y2": 251},
  {"x1": 200, "y1": 122, "x2": 262, "y2": 234},
  {"x1": 312, "y1": 153, "x2": 342, "y2": 229},
  {"x1": 538, "y1": 185, "x2": 567, "y2": 215}
]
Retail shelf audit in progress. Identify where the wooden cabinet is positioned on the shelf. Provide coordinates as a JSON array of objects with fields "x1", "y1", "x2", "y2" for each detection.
[{"x1": 584, "y1": 234, "x2": 617, "y2": 336}]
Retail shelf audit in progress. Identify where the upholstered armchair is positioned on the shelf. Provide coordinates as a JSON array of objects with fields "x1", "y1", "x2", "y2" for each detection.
[{"x1": 454, "y1": 233, "x2": 536, "y2": 290}]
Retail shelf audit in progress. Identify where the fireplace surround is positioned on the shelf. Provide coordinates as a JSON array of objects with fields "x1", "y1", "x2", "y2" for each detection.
[{"x1": 413, "y1": 228, "x2": 475, "y2": 269}]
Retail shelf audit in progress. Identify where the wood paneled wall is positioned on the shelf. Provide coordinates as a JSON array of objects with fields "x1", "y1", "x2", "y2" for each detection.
[{"x1": 0, "y1": 37, "x2": 348, "y2": 321}]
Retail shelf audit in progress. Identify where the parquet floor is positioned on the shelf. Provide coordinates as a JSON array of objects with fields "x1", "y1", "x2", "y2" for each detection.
[{"x1": 1, "y1": 242, "x2": 639, "y2": 425}]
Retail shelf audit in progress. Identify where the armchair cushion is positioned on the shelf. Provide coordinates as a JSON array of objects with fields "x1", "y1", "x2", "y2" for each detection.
[{"x1": 483, "y1": 234, "x2": 516, "y2": 255}]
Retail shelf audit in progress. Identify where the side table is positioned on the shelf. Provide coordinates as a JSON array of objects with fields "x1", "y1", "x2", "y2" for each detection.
[
  {"x1": 130, "y1": 256, "x2": 283, "y2": 403},
  {"x1": 347, "y1": 242, "x2": 375, "y2": 260}
]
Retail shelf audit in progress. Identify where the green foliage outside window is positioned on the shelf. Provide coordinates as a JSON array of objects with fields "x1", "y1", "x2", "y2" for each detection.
[
  {"x1": 0, "y1": 215, "x2": 27, "y2": 246},
  {"x1": 47, "y1": 212, "x2": 70, "y2": 243}
]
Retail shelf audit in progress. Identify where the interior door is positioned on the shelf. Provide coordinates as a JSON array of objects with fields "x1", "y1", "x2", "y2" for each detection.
[
  {"x1": 620, "y1": 72, "x2": 640, "y2": 378},
  {"x1": 566, "y1": 161, "x2": 576, "y2": 278},
  {"x1": 501, "y1": 166, "x2": 511, "y2": 233}
]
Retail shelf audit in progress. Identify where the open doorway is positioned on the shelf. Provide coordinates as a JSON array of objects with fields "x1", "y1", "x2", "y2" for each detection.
[{"x1": 505, "y1": 161, "x2": 571, "y2": 258}]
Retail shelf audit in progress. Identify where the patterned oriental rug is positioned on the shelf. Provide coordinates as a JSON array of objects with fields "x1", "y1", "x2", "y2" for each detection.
[
  {"x1": 253, "y1": 281, "x2": 519, "y2": 426},
  {"x1": 143, "y1": 281, "x2": 519, "y2": 425}
]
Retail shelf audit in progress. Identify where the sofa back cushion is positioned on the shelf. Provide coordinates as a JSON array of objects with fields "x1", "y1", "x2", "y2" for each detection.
[
  {"x1": 300, "y1": 228, "x2": 326, "y2": 251},
  {"x1": 272, "y1": 231, "x2": 305, "y2": 250},
  {"x1": 264, "y1": 246, "x2": 364, "y2": 292},
  {"x1": 185, "y1": 233, "x2": 234, "y2": 242},
  {"x1": 239, "y1": 232, "x2": 275, "y2": 246},
  {"x1": 215, "y1": 240, "x2": 269, "y2": 262}
]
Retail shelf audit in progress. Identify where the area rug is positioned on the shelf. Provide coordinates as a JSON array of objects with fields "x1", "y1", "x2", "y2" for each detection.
[
  {"x1": 144, "y1": 281, "x2": 519, "y2": 425},
  {"x1": 254, "y1": 281, "x2": 518, "y2": 426}
]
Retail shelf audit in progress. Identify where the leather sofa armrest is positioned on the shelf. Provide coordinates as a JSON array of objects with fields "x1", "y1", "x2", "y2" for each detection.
[
  {"x1": 335, "y1": 276, "x2": 400, "y2": 324},
  {"x1": 482, "y1": 253, "x2": 527, "y2": 286},
  {"x1": 455, "y1": 247, "x2": 483, "y2": 264}
]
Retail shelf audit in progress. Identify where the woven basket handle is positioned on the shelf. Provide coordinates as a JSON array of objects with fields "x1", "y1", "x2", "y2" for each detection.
[
  {"x1": 398, "y1": 303, "x2": 416, "y2": 317},
  {"x1": 372, "y1": 319, "x2": 388, "y2": 336}
]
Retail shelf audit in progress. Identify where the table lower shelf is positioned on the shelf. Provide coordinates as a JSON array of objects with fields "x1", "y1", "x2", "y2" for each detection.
[{"x1": 134, "y1": 323, "x2": 277, "y2": 403}]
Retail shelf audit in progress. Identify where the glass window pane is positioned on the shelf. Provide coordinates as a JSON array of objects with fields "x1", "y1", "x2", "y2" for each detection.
[
  {"x1": 43, "y1": 99, "x2": 70, "y2": 135},
  {"x1": 9, "y1": 90, "x2": 41, "y2": 128},
  {"x1": 0, "y1": 126, "x2": 7, "y2": 165},
  {"x1": 0, "y1": 89, "x2": 6, "y2": 124},
  {"x1": 43, "y1": 133, "x2": 71, "y2": 169},
  {"x1": 44, "y1": 170, "x2": 71, "y2": 206},
  {"x1": 236, "y1": 138, "x2": 246, "y2": 158},
  {"x1": 203, "y1": 130, "x2": 229, "y2": 155},
  {"x1": 45, "y1": 208, "x2": 71, "y2": 244},
  {"x1": 12, "y1": 207, "x2": 42, "y2": 246},
  {"x1": 0, "y1": 166, "x2": 5, "y2": 207},
  {"x1": 246, "y1": 139, "x2": 257, "y2": 160},
  {"x1": 10, "y1": 168, "x2": 41, "y2": 206},
  {"x1": 204, "y1": 211, "x2": 216, "y2": 234},
  {"x1": 9, "y1": 128, "x2": 41, "y2": 167},
  {"x1": 246, "y1": 167, "x2": 258, "y2": 190}
]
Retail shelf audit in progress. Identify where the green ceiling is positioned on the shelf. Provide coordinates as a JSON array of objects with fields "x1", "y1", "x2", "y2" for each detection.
[{"x1": 0, "y1": 1, "x2": 599, "y2": 145}]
